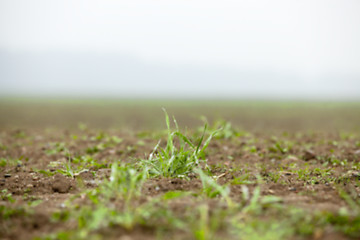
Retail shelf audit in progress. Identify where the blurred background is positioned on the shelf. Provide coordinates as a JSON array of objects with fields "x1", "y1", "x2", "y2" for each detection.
[{"x1": 0, "y1": 0, "x2": 359, "y2": 131}]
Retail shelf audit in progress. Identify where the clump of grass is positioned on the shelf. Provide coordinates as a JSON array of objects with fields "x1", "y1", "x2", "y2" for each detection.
[
  {"x1": 195, "y1": 168, "x2": 233, "y2": 207},
  {"x1": 56, "y1": 150, "x2": 89, "y2": 178},
  {"x1": 142, "y1": 109, "x2": 219, "y2": 178},
  {"x1": 46, "y1": 164, "x2": 188, "y2": 239},
  {"x1": 103, "y1": 163, "x2": 147, "y2": 202},
  {"x1": 0, "y1": 157, "x2": 23, "y2": 168},
  {"x1": 44, "y1": 142, "x2": 66, "y2": 155},
  {"x1": 52, "y1": 163, "x2": 149, "y2": 236},
  {"x1": 230, "y1": 218, "x2": 293, "y2": 240},
  {"x1": 1, "y1": 189, "x2": 15, "y2": 203}
]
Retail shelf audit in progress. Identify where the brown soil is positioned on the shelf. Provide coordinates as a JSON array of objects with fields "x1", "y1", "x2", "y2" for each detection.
[{"x1": 1, "y1": 102, "x2": 360, "y2": 239}]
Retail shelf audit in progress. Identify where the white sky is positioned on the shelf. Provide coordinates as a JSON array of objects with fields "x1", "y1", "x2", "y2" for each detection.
[{"x1": 0, "y1": 0, "x2": 360, "y2": 99}]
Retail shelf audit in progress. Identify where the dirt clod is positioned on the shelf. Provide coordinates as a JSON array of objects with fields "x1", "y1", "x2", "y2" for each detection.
[
  {"x1": 51, "y1": 174, "x2": 72, "y2": 193},
  {"x1": 75, "y1": 170, "x2": 94, "y2": 181},
  {"x1": 303, "y1": 149, "x2": 316, "y2": 161},
  {"x1": 354, "y1": 149, "x2": 360, "y2": 156}
]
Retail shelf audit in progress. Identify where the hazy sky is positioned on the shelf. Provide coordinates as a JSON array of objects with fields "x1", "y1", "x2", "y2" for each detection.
[{"x1": 0, "y1": 0, "x2": 360, "y2": 99}]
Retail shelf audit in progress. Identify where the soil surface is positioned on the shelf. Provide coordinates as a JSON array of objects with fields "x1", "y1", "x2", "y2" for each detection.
[{"x1": 1, "y1": 100, "x2": 360, "y2": 240}]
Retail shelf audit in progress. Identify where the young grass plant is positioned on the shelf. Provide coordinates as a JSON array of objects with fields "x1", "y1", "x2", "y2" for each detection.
[
  {"x1": 48, "y1": 165, "x2": 191, "y2": 239},
  {"x1": 193, "y1": 204, "x2": 210, "y2": 240},
  {"x1": 56, "y1": 150, "x2": 88, "y2": 178},
  {"x1": 240, "y1": 185, "x2": 283, "y2": 214},
  {"x1": 56, "y1": 163, "x2": 149, "y2": 237},
  {"x1": 195, "y1": 168, "x2": 233, "y2": 207},
  {"x1": 104, "y1": 162, "x2": 147, "y2": 203},
  {"x1": 142, "y1": 109, "x2": 219, "y2": 178},
  {"x1": 230, "y1": 218, "x2": 293, "y2": 240}
]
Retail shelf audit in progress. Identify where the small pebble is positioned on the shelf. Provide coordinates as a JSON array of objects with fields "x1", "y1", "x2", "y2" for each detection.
[
  {"x1": 15, "y1": 164, "x2": 22, "y2": 172},
  {"x1": 26, "y1": 184, "x2": 33, "y2": 188},
  {"x1": 119, "y1": 236, "x2": 132, "y2": 240},
  {"x1": 303, "y1": 149, "x2": 316, "y2": 161},
  {"x1": 155, "y1": 186, "x2": 160, "y2": 191},
  {"x1": 85, "y1": 180, "x2": 96, "y2": 185},
  {"x1": 354, "y1": 149, "x2": 360, "y2": 156},
  {"x1": 289, "y1": 187, "x2": 297, "y2": 191},
  {"x1": 187, "y1": 172, "x2": 196, "y2": 178}
]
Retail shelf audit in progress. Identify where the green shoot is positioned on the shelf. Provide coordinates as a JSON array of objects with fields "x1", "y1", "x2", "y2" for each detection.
[
  {"x1": 141, "y1": 109, "x2": 219, "y2": 178},
  {"x1": 195, "y1": 168, "x2": 233, "y2": 207}
]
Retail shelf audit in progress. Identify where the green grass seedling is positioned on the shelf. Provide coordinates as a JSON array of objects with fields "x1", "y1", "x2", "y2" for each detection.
[
  {"x1": 240, "y1": 185, "x2": 282, "y2": 214},
  {"x1": 231, "y1": 218, "x2": 293, "y2": 240},
  {"x1": 195, "y1": 168, "x2": 233, "y2": 207},
  {"x1": 56, "y1": 151, "x2": 88, "y2": 178},
  {"x1": 103, "y1": 163, "x2": 147, "y2": 202},
  {"x1": 193, "y1": 204, "x2": 210, "y2": 240},
  {"x1": 0, "y1": 157, "x2": 23, "y2": 167},
  {"x1": 1, "y1": 189, "x2": 15, "y2": 203},
  {"x1": 54, "y1": 164, "x2": 149, "y2": 236},
  {"x1": 142, "y1": 109, "x2": 219, "y2": 178}
]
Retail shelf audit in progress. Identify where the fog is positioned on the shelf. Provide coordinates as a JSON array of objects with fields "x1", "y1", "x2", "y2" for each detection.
[{"x1": 1, "y1": 0, "x2": 360, "y2": 99}]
